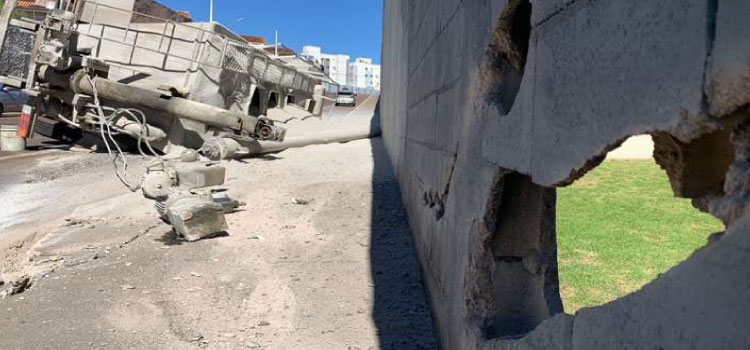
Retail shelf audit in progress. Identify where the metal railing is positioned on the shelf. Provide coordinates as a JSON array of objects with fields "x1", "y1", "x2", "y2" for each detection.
[{"x1": 70, "y1": 0, "x2": 320, "y2": 94}]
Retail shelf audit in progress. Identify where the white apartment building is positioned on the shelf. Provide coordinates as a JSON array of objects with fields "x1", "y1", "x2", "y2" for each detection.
[
  {"x1": 301, "y1": 45, "x2": 322, "y2": 65},
  {"x1": 320, "y1": 53, "x2": 350, "y2": 87},
  {"x1": 348, "y1": 57, "x2": 381, "y2": 92},
  {"x1": 302, "y1": 46, "x2": 349, "y2": 91},
  {"x1": 301, "y1": 46, "x2": 381, "y2": 93}
]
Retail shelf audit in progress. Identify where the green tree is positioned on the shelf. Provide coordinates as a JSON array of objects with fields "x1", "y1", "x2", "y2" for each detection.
[{"x1": 0, "y1": 0, "x2": 30, "y2": 20}]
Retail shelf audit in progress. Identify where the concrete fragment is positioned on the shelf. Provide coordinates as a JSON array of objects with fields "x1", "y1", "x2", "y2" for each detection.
[
  {"x1": 0, "y1": 275, "x2": 31, "y2": 298},
  {"x1": 172, "y1": 162, "x2": 227, "y2": 189},
  {"x1": 165, "y1": 196, "x2": 228, "y2": 242}
]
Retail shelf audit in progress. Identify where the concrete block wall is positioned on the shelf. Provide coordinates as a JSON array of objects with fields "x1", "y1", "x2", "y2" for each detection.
[{"x1": 381, "y1": 0, "x2": 750, "y2": 349}]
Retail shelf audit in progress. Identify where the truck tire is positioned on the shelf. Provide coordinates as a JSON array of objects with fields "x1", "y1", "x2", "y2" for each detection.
[{"x1": 34, "y1": 115, "x2": 83, "y2": 143}]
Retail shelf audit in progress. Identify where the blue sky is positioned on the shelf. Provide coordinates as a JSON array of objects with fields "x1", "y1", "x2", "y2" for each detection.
[{"x1": 156, "y1": 0, "x2": 384, "y2": 63}]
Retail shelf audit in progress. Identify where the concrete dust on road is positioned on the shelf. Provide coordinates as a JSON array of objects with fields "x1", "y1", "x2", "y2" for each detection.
[{"x1": 0, "y1": 106, "x2": 438, "y2": 349}]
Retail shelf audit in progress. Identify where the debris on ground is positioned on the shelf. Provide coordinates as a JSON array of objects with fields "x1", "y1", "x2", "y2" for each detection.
[
  {"x1": 291, "y1": 198, "x2": 311, "y2": 205},
  {"x1": 0, "y1": 275, "x2": 31, "y2": 298}
]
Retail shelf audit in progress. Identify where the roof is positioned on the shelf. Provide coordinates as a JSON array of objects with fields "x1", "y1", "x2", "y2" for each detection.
[
  {"x1": 16, "y1": 0, "x2": 46, "y2": 9},
  {"x1": 242, "y1": 35, "x2": 266, "y2": 45},
  {"x1": 263, "y1": 45, "x2": 295, "y2": 56},
  {"x1": 176, "y1": 10, "x2": 192, "y2": 21}
]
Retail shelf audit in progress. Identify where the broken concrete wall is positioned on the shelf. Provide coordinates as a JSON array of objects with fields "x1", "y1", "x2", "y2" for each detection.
[{"x1": 380, "y1": 0, "x2": 750, "y2": 349}]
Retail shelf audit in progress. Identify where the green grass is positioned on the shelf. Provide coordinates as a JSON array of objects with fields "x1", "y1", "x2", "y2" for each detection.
[{"x1": 556, "y1": 159, "x2": 723, "y2": 313}]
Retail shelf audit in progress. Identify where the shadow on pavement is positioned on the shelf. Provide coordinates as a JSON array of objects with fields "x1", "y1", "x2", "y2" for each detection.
[
  {"x1": 369, "y1": 103, "x2": 440, "y2": 349},
  {"x1": 155, "y1": 229, "x2": 230, "y2": 246}
]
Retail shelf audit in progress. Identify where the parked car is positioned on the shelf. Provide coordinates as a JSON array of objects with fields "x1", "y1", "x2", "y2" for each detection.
[
  {"x1": 335, "y1": 88, "x2": 356, "y2": 107},
  {"x1": 0, "y1": 84, "x2": 28, "y2": 115}
]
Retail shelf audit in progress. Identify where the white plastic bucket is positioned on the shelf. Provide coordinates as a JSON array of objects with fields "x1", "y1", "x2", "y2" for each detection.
[{"x1": 0, "y1": 125, "x2": 26, "y2": 152}]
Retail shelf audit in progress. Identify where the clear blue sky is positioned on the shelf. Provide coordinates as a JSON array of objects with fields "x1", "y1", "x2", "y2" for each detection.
[{"x1": 156, "y1": 0, "x2": 384, "y2": 64}]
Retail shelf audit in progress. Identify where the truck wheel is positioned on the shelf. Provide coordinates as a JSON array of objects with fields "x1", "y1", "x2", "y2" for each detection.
[
  {"x1": 34, "y1": 116, "x2": 83, "y2": 143},
  {"x1": 35, "y1": 116, "x2": 142, "y2": 152}
]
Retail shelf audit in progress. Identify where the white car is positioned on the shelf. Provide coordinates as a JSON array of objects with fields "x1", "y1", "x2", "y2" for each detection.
[{"x1": 335, "y1": 90, "x2": 356, "y2": 107}]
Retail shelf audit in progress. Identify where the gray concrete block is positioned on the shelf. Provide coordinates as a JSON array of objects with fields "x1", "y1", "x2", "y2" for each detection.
[
  {"x1": 436, "y1": 87, "x2": 460, "y2": 149},
  {"x1": 172, "y1": 162, "x2": 226, "y2": 189},
  {"x1": 706, "y1": 0, "x2": 750, "y2": 117},
  {"x1": 524, "y1": 0, "x2": 709, "y2": 185},
  {"x1": 437, "y1": 0, "x2": 462, "y2": 31},
  {"x1": 531, "y1": 0, "x2": 578, "y2": 26},
  {"x1": 165, "y1": 196, "x2": 228, "y2": 242},
  {"x1": 437, "y1": 9, "x2": 466, "y2": 88}
]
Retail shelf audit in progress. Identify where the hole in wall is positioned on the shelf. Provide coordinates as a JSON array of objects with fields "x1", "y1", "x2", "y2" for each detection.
[
  {"x1": 307, "y1": 100, "x2": 316, "y2": 113},
  {"x1": 248, "y1": 88, "x2": 261, "y2": 117},
  {"x1": 268, "y1": 92, "x2": 279, "y2": 109},
  {"x1": 556, "y1": 134, "x2": 726, "y2": 313},
  {"x1": 485, "y1": 0, "x2": 532, "y2": 115},
  {"x1": 469, "y1": 131, "x2": 732, "y2": 338},
  {"x1": 470, "y1": 171, "x2": 562, "y2": 340}
]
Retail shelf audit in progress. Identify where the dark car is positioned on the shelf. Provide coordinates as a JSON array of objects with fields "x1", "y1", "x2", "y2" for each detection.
[{"x1": 0, "y1": 84, "x2": 28, "y2": 115}]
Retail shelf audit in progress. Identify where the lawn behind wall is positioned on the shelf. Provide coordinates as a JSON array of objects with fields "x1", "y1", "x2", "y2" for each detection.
[{"x1": 556, "y1": 159, "x2": 724, "y2": 313}]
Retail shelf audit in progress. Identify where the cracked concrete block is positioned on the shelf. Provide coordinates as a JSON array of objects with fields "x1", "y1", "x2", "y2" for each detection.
[
  {"x1": 526, "y1": 0, "x2": 710, "y2": 186},
  {"x1": 437, "y1": 15, "x2": 466, "y2": 88},
  {"x1": 481, "y1": 314, "x2": 573, "y2": 350},
  {"x1": 165, "y1": 196, "x2": 228, "y2": 242},
  {"x1": 437, "y1": 0, "x2": 462, "y2": 32},
  {"x1": 383, "y1": 0, "x2": 750, "y2": 349},
  {"x1": 531, "y1": 0, "x2": 578, "y2": 26},
  {"x1": 706, "y1": 0, "x2": 750, "y2": 117},
  {"x1": 436, "y1": 86, "x2": 462, "y2": 148}
]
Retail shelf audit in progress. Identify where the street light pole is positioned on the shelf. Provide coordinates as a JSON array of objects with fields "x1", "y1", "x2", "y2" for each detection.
[{"x1": 209, "y1": 0, "x2": 214, "y2": 23}]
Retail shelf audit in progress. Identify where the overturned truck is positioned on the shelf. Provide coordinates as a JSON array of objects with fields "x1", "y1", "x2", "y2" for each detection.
[
  {"x1": 0, "y1": 0, "x2": 335, "y2": 240},
  {"x1": 0, "y1": 0, "x2": 329, "y2": 157}
]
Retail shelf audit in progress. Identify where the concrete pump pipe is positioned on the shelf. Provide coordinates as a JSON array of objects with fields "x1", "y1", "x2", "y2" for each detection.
[
  {"x1": 251, "y1": 126, "x2": 379, "y2": 154},
  {"x1": 202, "y1": 125, "x2": 380, "y2": 160},
  {"x1": 39, "y1": 67, "x2": 259, "y2": 134}
]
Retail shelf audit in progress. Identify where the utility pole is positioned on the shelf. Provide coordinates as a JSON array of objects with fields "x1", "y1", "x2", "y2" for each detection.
[
  {"x1": 209, "y1": 0, "x2": 214, "y2": 23},
  {"x1": 274, "y1": 30, "x2": 278, "y2": 57}
]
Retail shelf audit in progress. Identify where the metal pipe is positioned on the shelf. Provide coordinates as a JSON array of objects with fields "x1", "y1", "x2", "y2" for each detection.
[
  {"x1": 39, "y1": 67, "x2": 258, "y2": 133},
  {"x1": 248, "y1": 126, "x2": 379, "y2": 154}
]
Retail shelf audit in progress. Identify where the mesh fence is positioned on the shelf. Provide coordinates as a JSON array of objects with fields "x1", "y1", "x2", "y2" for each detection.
[{"x1": 72, "y1": 0, "x2": 319, "y2": 93}]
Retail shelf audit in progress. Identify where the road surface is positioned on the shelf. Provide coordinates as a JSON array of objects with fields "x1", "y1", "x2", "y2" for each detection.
[{"x1": 0, "y1": 97, "x2": 439, "y2": 349}]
